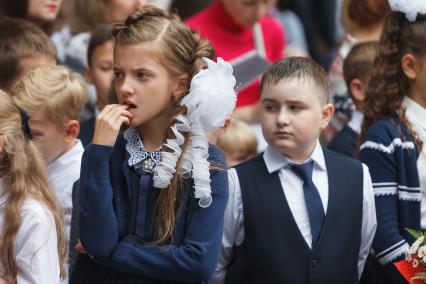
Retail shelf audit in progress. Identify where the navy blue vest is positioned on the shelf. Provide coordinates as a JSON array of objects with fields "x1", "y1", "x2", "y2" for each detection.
[{"x1": 225, "y1": 150, "x2": 363, "y2": 284}]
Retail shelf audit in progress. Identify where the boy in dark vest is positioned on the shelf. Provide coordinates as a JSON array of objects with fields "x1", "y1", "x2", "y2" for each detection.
[{"x1": 212, "y1": 57, "x2": 377, "y2": 284}]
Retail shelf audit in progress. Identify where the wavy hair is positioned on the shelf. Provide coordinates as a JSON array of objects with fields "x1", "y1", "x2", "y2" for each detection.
[
  {"x1": 359, "y1": 12, "x2": 426, "y2": 153},
  {"x1": 112, "y1": 5, "x2": 215, "y2": 244},
  {"x1": 0, "y1": 91, "x2": 67, "y2": 283}
]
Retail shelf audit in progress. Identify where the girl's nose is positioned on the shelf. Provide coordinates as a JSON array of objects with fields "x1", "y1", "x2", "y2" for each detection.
[{"x1": 118, "y1": 77, "x2": 135, "y2": 98}]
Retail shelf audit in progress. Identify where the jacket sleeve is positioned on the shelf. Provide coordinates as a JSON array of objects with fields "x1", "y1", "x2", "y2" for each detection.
[
  {"x1": 78, "y1": 143, "x2": 120, "y2": 259},
  {"x1": 106, "y1": 162, "x2": 228, "y2": 282},
  {"x1": 359, "y1": 122, "x2": 410, "y2": 280}
]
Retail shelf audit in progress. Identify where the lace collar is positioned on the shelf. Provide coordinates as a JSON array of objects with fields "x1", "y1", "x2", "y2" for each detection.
[{"x1": 123, "y1": 127, "x2": 161, "y2": 170}]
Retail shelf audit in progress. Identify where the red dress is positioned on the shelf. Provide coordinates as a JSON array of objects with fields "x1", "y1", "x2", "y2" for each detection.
[{"x1": 186, "y1": 1, "x2": 285, "y2": 108}]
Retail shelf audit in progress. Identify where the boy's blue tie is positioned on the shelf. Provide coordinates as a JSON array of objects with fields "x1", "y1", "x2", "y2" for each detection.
[{"x1": 290, "y1": 161, "x2": 325, "y2": 248}]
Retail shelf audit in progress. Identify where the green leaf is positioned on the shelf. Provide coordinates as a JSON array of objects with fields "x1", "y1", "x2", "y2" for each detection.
[{"x1": 406, "y1": 228, "x2": 424, "y2": 240}]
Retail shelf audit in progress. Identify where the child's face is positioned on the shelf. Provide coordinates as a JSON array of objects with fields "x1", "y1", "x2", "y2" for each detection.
[
  {"x1": 29, "y1": 117, "x2": 68, "y2": 165},
  {"x1": 260, "y1": 78, "x2": 333, "y2": 162},
  {"x1": 221, "y1": 0, "x2": 277, "y2": 28},
  {"x1": 86, "y1": 40, "x2": 114, "y2": 110},
  {"x1": 27, "y1": 0, "x2": 62, "y2": 24},
  {"x1": 113, "y1": 43, "x2": 179, "y2": 128},
  {"x1": 106, "y1": 0, "x2": 147, "y2": 22}
]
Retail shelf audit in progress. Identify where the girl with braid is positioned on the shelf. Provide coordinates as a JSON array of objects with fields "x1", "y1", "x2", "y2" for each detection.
[
  {"x1": 0, "y1": 91, "x2": 67, "y2": 284},
  {"x1": 359, "y1": 1, "x2": 426, "y2": 283},
  {"x1": 71, "y1": 5, "x2": 236, "y2": 284}
]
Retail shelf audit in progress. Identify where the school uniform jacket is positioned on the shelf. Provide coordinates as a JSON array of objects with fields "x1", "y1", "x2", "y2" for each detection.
[
  {"x1": 360, "y1": 113, "x2": 421, "y2": 283},
  {"x1": 71, "y1": 135, "x2": 228, "y2": 283}
]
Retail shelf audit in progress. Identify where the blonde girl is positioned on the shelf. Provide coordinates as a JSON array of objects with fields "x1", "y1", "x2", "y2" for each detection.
[
  {"x1": 0, "y1": 91, "x2": 67, "y2": 284},
  {"x1": 359, "y1": 1, "x2": 426, "y2": 283},
  {"x1": 71, "y1": 5, "x2": 235, "y2": 284}
]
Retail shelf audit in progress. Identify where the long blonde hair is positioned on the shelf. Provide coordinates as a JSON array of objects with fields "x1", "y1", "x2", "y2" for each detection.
[
  {"x1": 113, "y1": 5, "x2": 214, "y2": 243},
  {"x1": 0, "y1": 91, "x2": 67, "y2": 283}
]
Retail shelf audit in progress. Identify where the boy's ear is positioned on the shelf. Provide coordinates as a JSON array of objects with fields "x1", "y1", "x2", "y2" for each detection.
[
  {"x1": 349, "y1": 78, "x2": 367, "y2": 103},
  {"x1": 320, "y1": 103, "x2": 334, "y2": 130},
  {"x1": 401, "y1": 53, "x2": 418, "y2": 80},
  {"x1": 83, "y1": 65, "x2": 94, "y2": 84},
  {"x1": 64, "y1": 120, "x2": 80, "y2": 142}
]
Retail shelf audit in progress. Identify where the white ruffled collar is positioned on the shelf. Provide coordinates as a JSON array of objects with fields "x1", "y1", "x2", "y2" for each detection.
[{"x1": 123, "y1": 127, "x2": 162, "y2": 168}]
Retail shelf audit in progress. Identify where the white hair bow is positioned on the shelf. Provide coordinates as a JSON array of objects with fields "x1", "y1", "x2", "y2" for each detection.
[
  {"x1": 389, "y1": 0, "x2": 426, "y2": 22},
  {"x1": 153, "y1": 57, "x2": 237, "y2": 208}
]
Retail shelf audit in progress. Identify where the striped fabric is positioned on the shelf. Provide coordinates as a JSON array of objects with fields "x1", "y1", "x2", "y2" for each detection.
[{"x1": 359, "y1": 114, "x2": 420, "y2": 266}]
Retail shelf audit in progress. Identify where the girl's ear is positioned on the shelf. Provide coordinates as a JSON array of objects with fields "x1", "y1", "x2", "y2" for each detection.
[
  {"x1": 401, "y1": 53, "x2": 418, "y2": 80},
  {"x1": 173, "y1": 75, "x2": 190, "y2": 98}
]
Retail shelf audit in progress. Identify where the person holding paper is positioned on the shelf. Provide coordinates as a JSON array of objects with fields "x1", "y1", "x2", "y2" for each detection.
[{"x1": 187, "y1": 0, "x2": 285, "y2": 123}]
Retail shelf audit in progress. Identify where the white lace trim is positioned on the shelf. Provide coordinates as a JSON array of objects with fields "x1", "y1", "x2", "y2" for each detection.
[
  {"x1": 123, "y1": 127, "x2": 161, "y2": 167},
  {"x1": 389, "y1": 0, "x2": 426, "y2": 22},
  {"x1": 373, "y1": 182, "x2": 422, "y2": 201},
  {"x1": 377, "y1": 241, "x2": 409, "y2": 265},
  {"x1": 360, "y1": 138, "x2": 415, "y2": 154}
]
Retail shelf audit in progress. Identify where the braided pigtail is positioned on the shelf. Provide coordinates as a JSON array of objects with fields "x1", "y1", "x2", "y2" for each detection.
[{"x1": 358, "y1": 12, "x2": 425, "y2": 154}]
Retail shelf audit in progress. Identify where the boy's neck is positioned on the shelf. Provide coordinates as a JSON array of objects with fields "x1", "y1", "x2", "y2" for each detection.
[
  {"x1": 282, "y1": 141, "x2": 318, "y2": 164},
  {"x1": 48, "y1": 139, "x2": 78, "y2": 166}
]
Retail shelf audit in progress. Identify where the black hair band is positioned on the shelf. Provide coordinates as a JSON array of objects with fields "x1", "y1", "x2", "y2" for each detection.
[{"x1": 18, "y1": 107, "x2": 33, "y2": 140}]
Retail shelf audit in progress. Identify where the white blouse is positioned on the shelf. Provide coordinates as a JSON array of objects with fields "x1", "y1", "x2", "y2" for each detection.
[
  {"x1": 0, "y1": 181, "x2": 60, "y2": 284},
  {"x1": 403, "y1": 97, "x2": 426, "y2": 229}
]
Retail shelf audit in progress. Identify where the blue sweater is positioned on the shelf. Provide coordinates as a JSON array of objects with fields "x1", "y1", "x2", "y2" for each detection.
[
  {"x1": 359, "y1": 114, "x2": 420, "y2": 267},
  {"x1": 76, "y1": 135, "x2": 228, "y2": 282}
]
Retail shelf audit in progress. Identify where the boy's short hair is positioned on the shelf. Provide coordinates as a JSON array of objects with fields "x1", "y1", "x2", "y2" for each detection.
[
  {"x1": 87, "y1": 24, "x2": 114, "y2": 67},
  {"x1": 0, "y1": 17, "x2": 57, "y2": 90},
  {"x1": 260, "y1": 57, "x2": 331, "y2": 104},
  {"x1": 217, "y1": 118, "x2": 257, "y2": 158},
  {"x1": 343, "y1": 41, "x2": 378, "y2": 94},
  {"x1": 11, "y1": 66, "x2": 87, "y2": 127}
]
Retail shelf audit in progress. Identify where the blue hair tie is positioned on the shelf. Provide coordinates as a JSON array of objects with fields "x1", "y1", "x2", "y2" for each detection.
[{"x1": 18, "y1": 107, "x2": 33, "y2": 140}]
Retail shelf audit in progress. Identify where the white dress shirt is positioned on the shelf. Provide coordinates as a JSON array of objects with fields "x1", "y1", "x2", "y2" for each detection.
[
  {"x1": 348, "y1": 109, "x2": 364, "y2": 134},
  {"x1": 211, "y1": 141, "x2": 377, "y2": 283},
  {"x1": 0, "y1": 180, "x2": 60, "y2": 284},
  {"x1": 48, "y1": 139, "x2": 83, "y2": 284},
  {"x1": 403, "y1": 97, "x2": 426, "y2": 229},
  {"x1": 47, "y1": 139, "x2": 84, "y2": 240}
]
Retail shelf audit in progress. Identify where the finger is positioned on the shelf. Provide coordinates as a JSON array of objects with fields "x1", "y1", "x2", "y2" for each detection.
[
  {"x1": 98, "y1": 104, "x2": 124, "y2": 120},
  {"x1": 110, "y1": 109, "x2": 133, "y2": 123},
  {"x1": 96, "y1": 105, "x2": 128, "y2": 128},
  {"x1": 119, "y1": 115, "x2": 130, "y2": 126}
]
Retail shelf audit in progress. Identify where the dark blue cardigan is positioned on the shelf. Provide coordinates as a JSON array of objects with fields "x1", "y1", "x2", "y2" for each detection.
[
  {"x1": 359, "y1": 114, "x2": 420, "y2": 267},
  {"x1": 77, "y1": 135, "x2": 228, "y2": 282}
]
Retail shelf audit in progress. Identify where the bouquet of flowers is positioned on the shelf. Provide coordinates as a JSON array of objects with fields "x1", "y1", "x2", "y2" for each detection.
[{"x1": 394, "y1": 229, "x2": 426, "y2": 283}]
